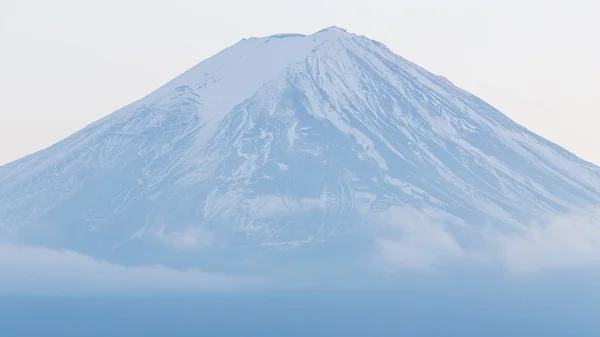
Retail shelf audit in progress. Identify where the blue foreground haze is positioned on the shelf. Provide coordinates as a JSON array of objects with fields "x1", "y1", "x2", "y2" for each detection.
[{"x1": 3, "y1": 272, "x2": 600, "y2": 337}]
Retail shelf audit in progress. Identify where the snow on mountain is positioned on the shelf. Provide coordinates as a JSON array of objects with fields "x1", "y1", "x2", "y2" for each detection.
[{"x1": 1, "y1": 26, "x2": 600, "y2": 265}]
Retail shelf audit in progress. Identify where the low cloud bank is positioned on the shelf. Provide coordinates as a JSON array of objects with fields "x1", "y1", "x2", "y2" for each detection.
[
  {"x1": 373, "y1": 207, "x2": 467, "y2": 272},
  {"x1": 3, "y1": 206, "x2": 600, "y2": 295},
  {"x1": 0, "y1": 244, "x2": 254, "y2": 295},
  {"x1": 373, "y1": 206, "x2": 600, "y2": 274},
  {"x1": 489, "y1": 211, "x2": 600, "y2": 273},
  {"x1": 147, "y1": 226, "x2": 215, "y2": 250}
]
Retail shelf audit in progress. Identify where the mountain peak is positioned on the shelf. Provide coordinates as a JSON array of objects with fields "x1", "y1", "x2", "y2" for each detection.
[
  {"x1": 246, "y1": 26, "x2": 353, "y2": 42},
  {"x1": 315, "y1": 26, "x2": 349, "y2": 34},
  {"x1": 2, "y1": 27, "x2": 600, "y2": 269}
]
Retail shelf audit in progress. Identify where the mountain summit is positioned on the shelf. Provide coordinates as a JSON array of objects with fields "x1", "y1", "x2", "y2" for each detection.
[{"x1": 2, "y1": 27, "x2": 600, "y2": 268}]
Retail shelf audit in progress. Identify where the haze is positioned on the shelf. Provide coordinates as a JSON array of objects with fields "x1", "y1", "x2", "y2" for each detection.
[{"x1": 1, "y1": 0, "x2": 598, "y2": 166}]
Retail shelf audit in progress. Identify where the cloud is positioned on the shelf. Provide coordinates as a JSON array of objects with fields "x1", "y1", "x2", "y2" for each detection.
[
  {"x1": 372, "y1": 206, "x2": 600, "y2": 274},
  {"x1": 372, "y1": 206, "x2": 466, "y2": 272},
  {"x1": 487, "y1": 211, "x2": 600, "y2": 273},
  {"x1": 0, "y1": 244, "x2": 256, "y2": 295},
  {"x1": 147, "y1": 226, "x2": 215, "y2": 250}
]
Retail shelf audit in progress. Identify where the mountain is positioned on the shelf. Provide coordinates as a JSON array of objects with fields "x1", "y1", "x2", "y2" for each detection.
[{"x1": 2, "y1": 27, "x2": 600, "y2": 270}]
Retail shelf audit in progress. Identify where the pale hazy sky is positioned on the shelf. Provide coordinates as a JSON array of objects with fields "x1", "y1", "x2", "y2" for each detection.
[{"x1": 1, "y1": 0, "x2": 598, "y2": 166}]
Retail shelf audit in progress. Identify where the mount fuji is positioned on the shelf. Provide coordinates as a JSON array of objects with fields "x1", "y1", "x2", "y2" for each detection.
[{"x1": 2, "y1": 27, "x2": 600, "y2": 273}]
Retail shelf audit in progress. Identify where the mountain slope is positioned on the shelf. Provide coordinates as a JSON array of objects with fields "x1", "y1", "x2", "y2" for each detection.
[{"x1": 1, "y1": 27, "x2": 600, "y2": 263}]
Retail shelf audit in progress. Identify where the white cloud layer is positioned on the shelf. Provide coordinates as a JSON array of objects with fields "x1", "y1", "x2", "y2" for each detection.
[
  {"x1": 373, "y1": 206, "x2": 600, "y2": 274},
  {"x1": 3, "y1": 206, "x2": 599, "y2": 295},
  {"x1": 488, "y1": 211, "x2": 600, "y2": 273},
  {"x1": 147, "y1": 226, "x2": 216, "y2": 250},
  {"x1": 0, "y1": 244, "x2": 254, "y2": 295},
  {"x1": 372, "y1": 207, "x2": 466, "y2": 272}
]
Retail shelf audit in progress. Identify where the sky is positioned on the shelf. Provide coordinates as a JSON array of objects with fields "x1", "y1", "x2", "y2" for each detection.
[{"x1": 0, "y1": 0, "x2": 599, "y2": 166}]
